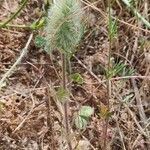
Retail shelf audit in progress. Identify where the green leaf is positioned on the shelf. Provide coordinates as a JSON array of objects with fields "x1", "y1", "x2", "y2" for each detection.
[
  {"x1": 30, "y1": 18, "x2": 46, "y2": 30},
  {"x1": 74, "y1": 106, "x2": 94, "y2": 129},
  {"x1": 108, "y1": 16, "x2": 117, "y2": 40},
  {"x1": 75, "y1": 116, "x2": 88, "y2": 129},
  {"x1": 70, "y1": 73, "x2": 83, "y2": 84},
  {"x1": 106, "y1": 61, "x2": 135, "y2": 78},
  {"x1": 34, "y1": 36, "x2": 46, "y2": 48},
  {"x1": 79, "y1": 106, "x2": 94, "y2": 118},
  {"x1": 56, "y1": 87, "x2": 69, "y2": 102}
]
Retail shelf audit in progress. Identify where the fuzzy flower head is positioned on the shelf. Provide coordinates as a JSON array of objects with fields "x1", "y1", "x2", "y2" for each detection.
[{"x1": 45, "y1": 0, "x2": 84, "y2": 54}]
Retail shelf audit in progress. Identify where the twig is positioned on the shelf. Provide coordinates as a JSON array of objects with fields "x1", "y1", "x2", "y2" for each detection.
[
  {"x1": 131, "y1": 79, "x2": 147, "y2": 125},
  {"x1": 109, "y1": 75, "x2": 150, "y2": 83},
  {"x1": 0, "y1": 0, "x2": 29, "y2": 28},
  {"x1": 82, "y1": 135, "x2": 97, "y2": 150},
  {"x1": 132, "y1": 120, "x2": 150, "y2": 149},
  {"x1": 114, "y1": 91, "x2": 149, "y2": 138},
  {"x1": 124, "y1": 103, "x2": 148, "y2": 138},
  {"x1": 73, "y1": 55, "x2": 106, "y2": 87},
  {"x1": 84, "y1": 76, "x2": 150, "y2": 86},
  {"x1": 116, "y1": 119, "x2": 127, "y2": 150},
  {"x1": 121, "y1": 0, "x2": 150, "y2": 28},
  {"x1": 111, "y1": 75, "x2": 150, "y2": 81},
  {"x1": 0, "y1": 23, "x2": 30, "y2": 29},
  {"x1": 0, "y1": 33, "x2": 33, "y2": 90},
  {"x1": 114, "y1": 105, "x2": 127, "y2": 150},
  {"x1": 82, "y1": 0, "x2": 150, "y2": 33}
]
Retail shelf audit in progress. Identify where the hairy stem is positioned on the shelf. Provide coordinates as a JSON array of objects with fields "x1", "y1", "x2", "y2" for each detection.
[
  {"x1": 103, "y1": 0, "x2": 112, "y2": 149},
  {"x1": 62, "y1": 53, "x2": 72, "y2": 150}
]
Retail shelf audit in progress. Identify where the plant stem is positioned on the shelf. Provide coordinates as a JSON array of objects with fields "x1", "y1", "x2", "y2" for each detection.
[
  {"x1": 0, "y1": 23, "x2": 29, "y2": 29},
  {"x1": 103, "y1": 0, "x2": 112, "y2": 149},
  {"x1": 62, "y1": 53, "x2": 72, "y2": 150},
  {"x1": 0, "y1": 0, "x2": 29, "y2": 28}
]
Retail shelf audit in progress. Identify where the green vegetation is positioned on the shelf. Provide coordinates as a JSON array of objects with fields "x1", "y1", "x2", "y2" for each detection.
[
  {"x1": 0, "y1": 0, "x2": 149, "y2": 149},
  {"x1": 75, "y1": 106, "x2": 94, "y2": 129}
]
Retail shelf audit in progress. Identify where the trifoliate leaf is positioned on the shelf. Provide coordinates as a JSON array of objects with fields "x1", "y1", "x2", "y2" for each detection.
[
  {"x1": 75, "y1": 115, "x2": 88, "y2": 129},
  {"x1": 74, "y1": 106, "x2": 94, "y2": 129},
  {"x1": 79, "y1": 106, "x2": 94, "y2": 118},
  {"x1": 70, "y1": 73, "x2": 83, "y2": 84}
]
